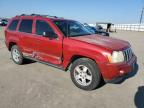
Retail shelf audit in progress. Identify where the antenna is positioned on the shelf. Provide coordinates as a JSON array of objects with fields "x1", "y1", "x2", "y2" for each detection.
[{"x1": 139, "y1": 7, "x2": 144, "y2": 24}]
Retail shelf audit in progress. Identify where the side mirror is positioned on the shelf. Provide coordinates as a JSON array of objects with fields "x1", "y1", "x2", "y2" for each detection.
[{"x1": 43, "y1": 31, "x2": 58, "y2": 39}]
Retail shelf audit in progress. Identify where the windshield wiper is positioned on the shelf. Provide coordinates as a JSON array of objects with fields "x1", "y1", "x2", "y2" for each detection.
[{"x1": 70, "y1": 34, "x2": 91, "y2": 37}]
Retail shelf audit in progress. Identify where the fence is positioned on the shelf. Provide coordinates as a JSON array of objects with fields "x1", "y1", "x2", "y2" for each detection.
[{"x1": 111, "y1": 24, "x2": 144, "y2": 31}]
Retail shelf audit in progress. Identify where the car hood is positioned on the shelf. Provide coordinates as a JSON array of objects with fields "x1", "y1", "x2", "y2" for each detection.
[{"x1": 70, "y1": 34, "x2": 130, "y2": 51}]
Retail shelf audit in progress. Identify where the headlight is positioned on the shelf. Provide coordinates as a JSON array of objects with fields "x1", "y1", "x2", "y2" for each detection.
[{"x1": 107, "y1": 51, "x2": 124, "y2": 63}]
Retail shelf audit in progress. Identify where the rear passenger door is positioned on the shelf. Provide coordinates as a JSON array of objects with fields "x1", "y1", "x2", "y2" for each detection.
[
  {"x1": 18, "y1": 19, "x2": 36, "y2": 57},
  {"x1": 33, "y1": 19, "x2": 63, "y2": 65}
]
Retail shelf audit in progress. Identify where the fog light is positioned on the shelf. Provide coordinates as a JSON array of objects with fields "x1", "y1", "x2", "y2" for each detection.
[{"x1": 120, "y1": 70, "x2": 124, "y2": 74}]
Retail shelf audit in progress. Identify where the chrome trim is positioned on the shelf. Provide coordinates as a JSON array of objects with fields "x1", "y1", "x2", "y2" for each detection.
[{"x1": 123, "y1": 48, "x2": 133, "y2": 61}]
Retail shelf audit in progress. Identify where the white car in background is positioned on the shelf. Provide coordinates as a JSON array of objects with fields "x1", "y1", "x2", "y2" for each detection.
[
  {"x1": 0, "y1": 19, "x2": 8, "y2": 26},
  {"x1": 0, "y1": 19, "x2": 2, "y2": 25}
]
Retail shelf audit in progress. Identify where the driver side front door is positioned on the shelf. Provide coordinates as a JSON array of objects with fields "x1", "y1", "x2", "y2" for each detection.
[{"x1": 33, "y1": 19, "x2": 63, "y2": 65}]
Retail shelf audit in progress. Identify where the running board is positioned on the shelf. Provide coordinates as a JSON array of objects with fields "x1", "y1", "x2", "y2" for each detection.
[{"x1": 24, "y1": 56, "x2": 65, "y2": 71}]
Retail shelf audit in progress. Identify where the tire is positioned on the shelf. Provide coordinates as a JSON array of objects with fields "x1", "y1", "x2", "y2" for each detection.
[
  {"x1": 70, "y1": 58, "x2": 101, "y2": 91},
  {"x1": 11, "y1": 45, "x2": 24, "y2": 65}
]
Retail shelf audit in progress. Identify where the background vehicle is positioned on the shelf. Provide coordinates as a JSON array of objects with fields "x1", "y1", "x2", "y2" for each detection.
[
  {"x1": 96, "y1": 22, "x2": 114, "y2": 32},
  {"x1": 0, "y1": 19, "x2": 8, "y2": 26},
  {"x1": 84, "y1": 23, "x2": 109, "y2": 36},
  {"x1": 5, "y1": 14, "x2": 136, "y2": 90}
]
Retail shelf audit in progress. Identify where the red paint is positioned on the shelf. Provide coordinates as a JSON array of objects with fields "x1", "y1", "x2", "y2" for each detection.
[{"x1": 5, "y1": 15, "x2": 137, "y2": 81}]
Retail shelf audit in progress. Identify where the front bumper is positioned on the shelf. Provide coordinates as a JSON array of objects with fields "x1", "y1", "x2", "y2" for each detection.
[{"x1": 99, "y1": 55, "x2": 137, "y2": 83}]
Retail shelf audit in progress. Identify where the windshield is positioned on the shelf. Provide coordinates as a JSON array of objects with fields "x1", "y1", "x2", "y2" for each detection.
[
  {"x1": 53, "y1": 20, "x2": 91, "y2": 37},
  {"x1": 85, "y1": 26, "x2": 96, "y2": 34}
]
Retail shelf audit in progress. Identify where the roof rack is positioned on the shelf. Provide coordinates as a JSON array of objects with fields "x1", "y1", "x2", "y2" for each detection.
[{"x1": 16, "y1": 14, "x2": 62, "y2": 19}]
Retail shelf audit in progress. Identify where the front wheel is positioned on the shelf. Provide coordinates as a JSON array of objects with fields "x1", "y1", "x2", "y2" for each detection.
[{"x1": 70, "y1": 58, "x2": 101, "y2": 91}]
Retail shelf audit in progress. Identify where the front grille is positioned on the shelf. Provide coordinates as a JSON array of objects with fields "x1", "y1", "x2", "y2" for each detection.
[{"x1": 123, "y1": 48, "x2": 133, "y2": 61}]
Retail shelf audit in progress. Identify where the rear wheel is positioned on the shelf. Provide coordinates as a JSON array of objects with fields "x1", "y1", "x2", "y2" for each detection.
[
  {"x1": 70, "y1": 58, "x2": 101, "y2": 90},
  {"x1": 11, "y1": 45, "x2": 24, "y2": 65}
]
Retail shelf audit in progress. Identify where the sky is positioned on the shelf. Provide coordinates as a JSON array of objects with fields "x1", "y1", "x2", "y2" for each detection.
[{"x1": 0, "y1": 0, "x2": 143, "y2": 24}]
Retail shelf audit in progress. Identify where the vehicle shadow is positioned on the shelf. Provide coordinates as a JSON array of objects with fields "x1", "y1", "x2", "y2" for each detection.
[
  {"x1": 134, "y1": 86, "x2": 144, "y2": 108},
  {"x1": 115, "y1": 63, "x2": 139, "y2": 84},
  {"x1": 23, "y1": 59, "x2": 36, "y2": 65},
  {"x1": 96, "y1": 77, "x2": 106, "y2": 89},
  {"x1": 10, "y1": 57, "x2": 36, "y2": 65}
]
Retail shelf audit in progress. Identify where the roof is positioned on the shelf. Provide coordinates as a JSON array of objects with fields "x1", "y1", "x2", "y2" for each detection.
[{"x1": 14, "y1": 14, "x2": 65, "y2": 20}]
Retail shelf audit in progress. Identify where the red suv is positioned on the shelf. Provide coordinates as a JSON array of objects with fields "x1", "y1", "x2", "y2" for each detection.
[{"x1": 5, "y1": 14, "x2": 137, "y2": 90}]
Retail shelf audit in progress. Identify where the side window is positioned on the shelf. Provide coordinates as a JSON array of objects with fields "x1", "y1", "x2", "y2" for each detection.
[
  {"x1": 36, "y1": 20, "x2": 54, "y2": 35},
  {"x1": 19, "y1": 19, "x2": 33, "y2": 33},
  {"x1": 8, "y1": 19, "x2": 19, "y2": 31}
]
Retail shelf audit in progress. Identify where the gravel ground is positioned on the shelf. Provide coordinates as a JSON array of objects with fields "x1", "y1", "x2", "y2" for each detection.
[{"x1": 0, "y1": 27, "x2": 143, "y2": 108}]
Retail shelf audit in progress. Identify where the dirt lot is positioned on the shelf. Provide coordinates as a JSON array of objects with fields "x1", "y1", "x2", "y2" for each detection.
[{"x1": 0, "y1": 27, "x2": 143, "y2": 108}]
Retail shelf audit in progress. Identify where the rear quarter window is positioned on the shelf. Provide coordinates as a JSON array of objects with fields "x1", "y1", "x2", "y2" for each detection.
[
  {"x1": 19, "y1": 19, "x2": 33, "y2": 33},
  {"x1": 8, "y1": 19, "x2": 19, "y2": 31}
]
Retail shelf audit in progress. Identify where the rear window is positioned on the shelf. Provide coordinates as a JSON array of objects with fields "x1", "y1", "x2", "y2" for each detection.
[
  {"x1": 19, "y1": 19, "x2": 33, "y2": 33},
  {"x1": 8, "y1": 19, "x2": 19, "y2": 31}
]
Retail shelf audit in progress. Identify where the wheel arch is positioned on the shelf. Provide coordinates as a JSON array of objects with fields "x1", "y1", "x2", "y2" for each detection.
[
  {"x1": 65, "y1": 55, "x2": 98, "y2": 71},
  {"x1": 8, "y1": 42, "x2": 17, "y2": 51}
]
